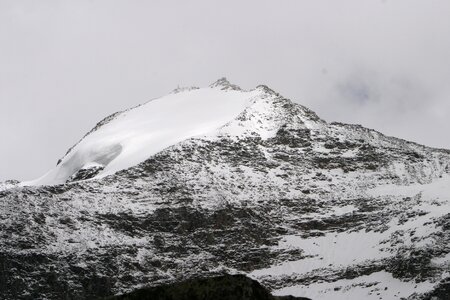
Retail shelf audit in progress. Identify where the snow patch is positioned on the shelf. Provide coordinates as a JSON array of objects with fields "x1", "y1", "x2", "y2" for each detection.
[{"x1": 273, "y1": 271, "x2": 436, "y2": 300}]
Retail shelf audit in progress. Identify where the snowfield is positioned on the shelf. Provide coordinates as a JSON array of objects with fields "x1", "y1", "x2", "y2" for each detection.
[
  {"x1": 24, "y1": 81, "x2": 261, "y2": 185},
  {"x1": 273, "y1": 271, "x2": 435, "y2": 300}
]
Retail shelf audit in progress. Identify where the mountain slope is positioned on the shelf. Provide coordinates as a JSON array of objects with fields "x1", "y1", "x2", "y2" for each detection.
[
  {"x1": 1, "y1": 79, "x2": 449, "y2": 300},
  {"x1": 24, "y1": 79, "x2": 262, "y2": 186}
]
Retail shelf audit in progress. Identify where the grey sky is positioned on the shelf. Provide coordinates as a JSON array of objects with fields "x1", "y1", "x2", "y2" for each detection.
[{"x1": 1, "y1": 0, "x2": 450, "y2": 181}]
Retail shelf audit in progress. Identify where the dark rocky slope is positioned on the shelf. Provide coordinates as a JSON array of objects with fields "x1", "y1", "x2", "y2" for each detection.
[{"x1": 107, "y1": 274, "x2": 310, "y2": 300}]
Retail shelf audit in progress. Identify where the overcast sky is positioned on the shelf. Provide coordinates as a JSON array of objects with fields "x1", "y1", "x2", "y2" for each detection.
[{"x1": 1, "y1": 0, "x2": 450, "y2": 181}]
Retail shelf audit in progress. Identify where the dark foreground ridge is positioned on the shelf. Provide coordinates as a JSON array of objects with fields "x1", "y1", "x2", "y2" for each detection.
[{"x1": 107, "y1": 274, "x2": 310, "y2": 300}]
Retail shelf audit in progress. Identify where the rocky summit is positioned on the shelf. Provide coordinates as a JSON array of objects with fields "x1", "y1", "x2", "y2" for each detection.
[{"x1": 1, "y1": 79, "x2": 450, "y2": 300}]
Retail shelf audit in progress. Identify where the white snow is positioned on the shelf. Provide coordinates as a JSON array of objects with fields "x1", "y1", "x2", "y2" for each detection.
[
  {"x1": 219, "y1": 91, "x2": 286, "y2": 139},
  {"x1": 250, "y1": 229, "x2": 392, "y2": 278},
  {"x1": 23, "y1": 85, "x2": 263, "y2": 185},
  {"x1": 273, "y1": 271, "x2": 435, "y2": 300},
  {"x1": 368, "y1": 173, "x2": 450, "y2": 200},
  {"x1": 432, "y1": 252, "x2": 450, "y2": 265},
  {"x1": 0, "y1": 181, "x2": 17, "y2": 192},
  {"x1": 80, "y1": 161, "x2": 104, "y2": 169},
  {"x1": 341, "y1": 149, "x2": 359, "y2": 158},
  {"x1": 248, "y1": 174, "x2": 450, "y2": 299}
]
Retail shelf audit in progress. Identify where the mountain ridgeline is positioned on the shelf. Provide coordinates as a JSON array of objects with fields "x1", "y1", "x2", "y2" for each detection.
[{"x1": 1, "y1": 79, "x2": 449, "y2": 300}]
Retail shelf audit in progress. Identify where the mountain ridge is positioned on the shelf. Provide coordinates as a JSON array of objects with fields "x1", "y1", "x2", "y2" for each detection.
[{"x1": 1, "y1": 79, "x2": 449, "y2": 299}]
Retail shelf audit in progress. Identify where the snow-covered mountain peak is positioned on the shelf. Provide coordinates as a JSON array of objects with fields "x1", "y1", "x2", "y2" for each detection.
[
  {"x1": 22, "y1": 82, "x2": 286, "y2": 186},
  {"x1": 209, "y1": 77, "x2": 243, "y2": 91},
  {"x1": 20, "y1": 79, "x2": 382, "y2": 187},
  {"x1": 3, "y1": 79, "x2": 450, "y2": 300}
]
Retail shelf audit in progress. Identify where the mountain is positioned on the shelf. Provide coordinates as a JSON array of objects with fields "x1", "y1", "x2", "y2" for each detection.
[{"x1": 1, "y1": 78, "x2": 449, "y2": 300}]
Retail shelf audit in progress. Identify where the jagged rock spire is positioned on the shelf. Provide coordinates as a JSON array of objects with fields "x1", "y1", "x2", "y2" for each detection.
[
  {"x1": 209, "y1": 77, "x2": 242, "y2": 91},
  {"x1": 255, "y1": 84, "x2": 278, "y2": 96}
]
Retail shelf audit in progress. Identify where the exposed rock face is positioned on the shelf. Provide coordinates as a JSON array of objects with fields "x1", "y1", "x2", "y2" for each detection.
[
  {"x1": 1, "y1": 80, "x2": 450, "y2": 299},
  {"x1": 67, "y1": 165, "x2": 104, "y2": 182},
  {"x1": 107, "y1": 274, "x2": 311, "y2": 300}
]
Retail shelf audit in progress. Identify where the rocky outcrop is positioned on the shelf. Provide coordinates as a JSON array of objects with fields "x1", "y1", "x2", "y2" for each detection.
[{"x1": 107, "y1": 274, "x2": 311, "y2": 300}]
